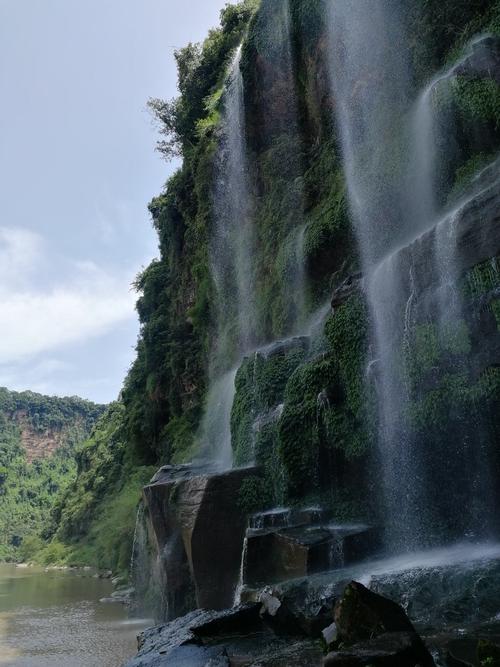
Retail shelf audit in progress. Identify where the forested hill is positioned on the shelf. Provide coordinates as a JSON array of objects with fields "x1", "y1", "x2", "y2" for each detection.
[{"x1": 0, "y1": 388, "x2": 104, "y2": 561}]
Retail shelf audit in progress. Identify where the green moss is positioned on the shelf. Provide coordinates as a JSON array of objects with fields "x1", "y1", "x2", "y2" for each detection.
[
  {"x1": 278, "y1": 296, "x2": 371, "y2": 500},
  {"x1": 237, "y1": 475, "x2": 273, "y2": 515},
  {"x1": 465, "y1": 257, "x2": 500, "y2": 298},
  {"x1": 231, "y1": 338, "x2": 309, "y2": 467},
  {"x1": 442, "y1": 319, "x2": 471, "y2": 355},
  {"x1": 455, "y1": 77, "x2": 500, "y2": 129},
  {"x1": 491, "y1": 299, "x2": 500, "y2": 328},
  {"x1": 409, "y1": 365, "x2": 500, "y2": 430}
]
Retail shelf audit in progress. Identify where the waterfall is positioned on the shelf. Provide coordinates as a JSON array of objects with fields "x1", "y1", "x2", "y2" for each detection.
[
  {"x1": 326, "y1": 3, "x2": 498, "y2": 550},
  {"x1": 326, "y1": 0, "x2": 419, "y2": 550},
  {"x1": 212, "y1": 45, "x2": 255, "y2": 357},
  {"x1": 201, "y1": 6, "x2": 308, "y2": 469},
  {"x1": 198, "y1": 368, "x2": 238, "y2": 469},
  {"x1": 198, "y1": 46, "x2": 253, "y2": 470}
]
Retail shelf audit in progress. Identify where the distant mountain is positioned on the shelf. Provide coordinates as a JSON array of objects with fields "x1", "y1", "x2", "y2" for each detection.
[{"x1": 0, "y1": 387, "x2": 105, "y2": 560}]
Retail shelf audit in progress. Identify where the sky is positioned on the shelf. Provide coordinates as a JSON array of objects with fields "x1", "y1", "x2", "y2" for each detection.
[{"x1": 0, "y1": 0, "x2": 231, "y2": 404}]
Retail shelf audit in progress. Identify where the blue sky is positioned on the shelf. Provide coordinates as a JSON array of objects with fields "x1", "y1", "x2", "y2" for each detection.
[{"x1": 0, "y1": 0, "x2": 231, "y2": 403}]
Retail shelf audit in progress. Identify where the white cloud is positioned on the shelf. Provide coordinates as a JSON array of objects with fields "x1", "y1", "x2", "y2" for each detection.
[{"x1": 0, "y1": 226, "x2": 136, "y2": 364}]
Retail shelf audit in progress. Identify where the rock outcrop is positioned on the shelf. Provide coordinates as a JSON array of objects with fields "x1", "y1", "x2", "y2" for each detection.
[
  {"x1": 126, "y1": 580, "x2": 435, "y2": 667},
  {"x1": 143, "y1": 464, "x2": 259, "y2": 619}
]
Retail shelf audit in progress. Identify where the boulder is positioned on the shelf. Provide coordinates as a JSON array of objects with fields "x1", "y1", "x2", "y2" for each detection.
[
  {"x1": 143, "y1": 464, "x2": 259, "y2": 619},
  {"x1": 334, "y1": 581, "x2": 416, "y2": 643},
  {"x1": 323, "y1": 631, "x2": 434, "y2": 666},
  {"x1": 328, "y1": 582, "x2": 435, "y2": 667}
]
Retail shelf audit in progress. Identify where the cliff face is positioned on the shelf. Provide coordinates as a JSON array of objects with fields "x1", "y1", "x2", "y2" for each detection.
[
  {"x1": 122, "y1": 0, "x2": 500, "y2": 514},
  {"x1": 49, "y1": 0, "x2": 500, "y2": 577}
]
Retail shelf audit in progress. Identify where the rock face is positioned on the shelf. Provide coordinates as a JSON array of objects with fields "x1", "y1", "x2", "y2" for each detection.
[
  {"x1": 143, "y1": 464, "x2": 259, "y2": 619},
  {"x1": 325, "y1": 581, "x2": 435, "y2": 667},
  {"x1": 124, "y1": 604, "x2": 324, "y2": 667},
  {"x1": 241, "y1": 508, "x2": 380, "y2": 591}
]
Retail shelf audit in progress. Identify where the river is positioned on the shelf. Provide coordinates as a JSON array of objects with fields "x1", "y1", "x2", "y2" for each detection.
[{"x1": 0, "y1": 564, "x2": 149, "y2": 667}]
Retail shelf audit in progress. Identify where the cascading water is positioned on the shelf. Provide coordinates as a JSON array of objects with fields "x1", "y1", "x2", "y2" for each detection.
[
  {"x1": 326, "y1": 2, "x2": 499, "y2": 550},
  {"x1": 201, "y1": 4, "x2": 309, "y2": 469},
  {"x1": 199, "y1": 46, "x2": 253, "y2": 469},
  {"x1": 326, "y1": 0, "x2": 421, "y2": 550},
  {"x1": 198, "y1": 368, "x2": 238, "y2": 469},
  {"x1": 212, "y1": 44, "x2": 255, "y2": 356}
]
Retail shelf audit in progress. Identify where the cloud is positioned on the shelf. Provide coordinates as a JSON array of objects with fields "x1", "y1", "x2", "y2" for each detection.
[{"x1": 0, "y1": 226, "x2": 136, "y2": 364}]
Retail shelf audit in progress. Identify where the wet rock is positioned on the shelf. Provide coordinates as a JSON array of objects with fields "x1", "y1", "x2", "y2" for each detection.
[
  {"x1": 143, "y1": 464, "x2": 259, "y2": 619},
  {"x1": 244, "y1": 524, "x2": 378, "y2": 588},
  {"x1": 329, "y1": 582, "x2": 435, "y2": 667},
  {"x1": 125, "y1": 607, "x2": 258, "y2": 666},
  {"x1": 125, "y1": 605, "x2": 323, "y2": 667},
  {"x1": 322, "y1": 622, "x2": 338, "y2": 647},
  {"x1": 399, "y1": 158, "x2": 500, "y2": 306},
  {"x1": 334, "y1": 581, "x2": 416, "y2": 643},
  {"x1": 260, "y1": 589, "x2": 282, "y2": 617},
  {"x1": 258, "y1": 588, "x2": 304, "y2": 637},
  {"x1": 443, "y1": 651, "x2": 474, "y2": 667},
  {"x1": 331, "y1": 273, "x2": 363, "y2": 309},
  {"x1": 162, "y1": 644, "x2": 230, "y2": 666},
  {"x1": 249, "y1": 576, "x2": 346, "y2": 638},
  {"x1": 454, "y1": 35, "x2": 500, "y2": 85},
  {"x1": 191, "y1": 604, "x2": 262, "y2": 639},
  {"x1": 323, "y1": 631, "x2": 434, "y2": 666}
]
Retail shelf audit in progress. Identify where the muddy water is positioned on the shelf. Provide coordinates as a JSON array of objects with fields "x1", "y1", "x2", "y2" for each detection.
[{"x1": 0, "y1": 564, "x2": 149, "y2": 667}]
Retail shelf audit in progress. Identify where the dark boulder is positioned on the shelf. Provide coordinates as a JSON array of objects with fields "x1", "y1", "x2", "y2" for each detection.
[
  {"x1": 327, "y1": 582, "x2": 435, "y2": 667},
  {"x1": 334, "y1": 580, "x2": 416, "y2": 643},
  {"x1": 124, "y1": 604, "x2": 324, "y2": 666},
  {"x1": 324, "y1": 631, "x2": 434, "y2": 666}
]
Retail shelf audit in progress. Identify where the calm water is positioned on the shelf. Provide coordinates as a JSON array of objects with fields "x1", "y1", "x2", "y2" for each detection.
[{"x1": 0, "y1": 564, "x2": 149, "y2": 667}]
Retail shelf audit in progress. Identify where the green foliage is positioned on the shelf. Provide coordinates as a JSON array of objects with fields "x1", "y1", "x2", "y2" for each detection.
[
  {"x1": 237, "y1": 475, "x2": 272, "y2": 514},
  {"x1": 148, "y1": 1, "x2": 257, "y2": 160},
  {"x1": 54, "y1": 403, "x2": 128, "y2": 542},
  {"x1": 277, "y1": 297, "x2": 370, "y2": 500},
  {"x1": 478, "y1": 638, "x2": 500, "y2": 667},
  {"x1": 407, "y1": 0, "x2": 496, "y2": 84},
  {"x1": 64, "y1": 468, "x2": 154, "y2": 574},
  {"x1": 0, "y1": 389, "x2": 103, "y2": 562},
  {"x1": 231, "y1": 339, "x2": 309, "y2": 503},
  {"x1": 123, "y1": 3, "x2": 259, "y2": 463},
  {"x1": 454, "y1": 77, "x2": 500, "y2": 129}
]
